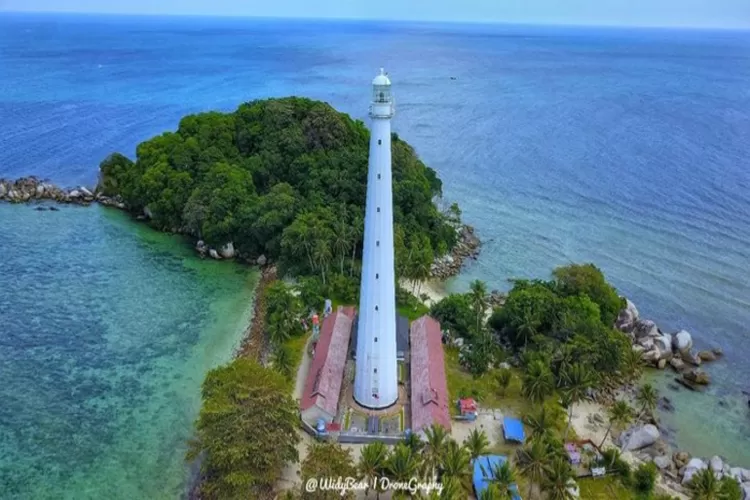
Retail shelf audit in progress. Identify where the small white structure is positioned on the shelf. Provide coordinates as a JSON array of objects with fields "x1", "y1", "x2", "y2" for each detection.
[{"x1": 353, "y1": 69, "x2": 399, "y2": 410}]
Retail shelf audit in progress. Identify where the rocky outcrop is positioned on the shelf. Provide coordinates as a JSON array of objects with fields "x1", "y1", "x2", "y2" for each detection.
[
  {"x1": 683, "y1": 369, "x2": 710, "y2": 385},
  {"x1": 430, "y1": 224, "x2": 481, "y2": 279},
  {"x1": 219, "y1": 242, "x2": 236, "y2": 259},
  {"x1": 619, "y1": 424, "x2": 660, "y2": 451},
  {"x1": 616, "y1": 298, "x2": 640, "y2": 332},
  {"x1": 673, "y1": 330, "x2": 693, "y2": 355},
  {"x1": 681, "y1": 458, "x2": 707, "y2": 485},
  {"x1": 0, "y1": 176, "x2": 126, "y2": 208}
]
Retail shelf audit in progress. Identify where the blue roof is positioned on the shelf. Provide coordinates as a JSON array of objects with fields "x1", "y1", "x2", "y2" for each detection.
[
  {"x1": 503, "y1": 416, "x2": 526, "y2": 443},
  {"x1": 473, "y1": 455, "x2": 522, "y2": 499}
]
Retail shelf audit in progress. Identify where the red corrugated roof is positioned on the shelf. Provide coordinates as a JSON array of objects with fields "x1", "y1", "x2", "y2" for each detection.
[
  {"x1": 459, "y1": 398, "x2": 477, "y2": 412},
  {"x1": 410, "y1": 315, "x2": 451, "y2": 432},
  {"x1": 300, "y1": 306, "x2": 355, "y2": 417}
]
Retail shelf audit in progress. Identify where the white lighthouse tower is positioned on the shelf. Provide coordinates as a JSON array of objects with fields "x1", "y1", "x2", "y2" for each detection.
[{"x1": 353, "y1": 69, "x2": 399, "y2": 410}]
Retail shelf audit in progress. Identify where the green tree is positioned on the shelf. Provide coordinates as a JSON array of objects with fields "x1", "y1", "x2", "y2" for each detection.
[
  {"x1": 463, "y1": 429, "x2": 490, "y2": 461},
  {"x1": 358, "y1": 442, "x2": 389, "y2": 498},
  {"x1": 517, "y1": 438, "x2": 550, "y2": 500},
  {"x1": 635, "y1": 383, "x2": 658, "y2": 422},
  {"x1": 187, "y1": 358, "x2": 299, "y2": 500},
  {"x1": 559, "y1": 363, "x2": 596, "y2": 439},
  {"x1": 552, "y1": 263, "x2": 625, "y2": 327},
  {"x1": 632, "y1": 462, "x2": 658, "y2": 498},
  {"x1": 423, "y1": 425, "x2": 450, "y2": 479},
  {"x1": 440, "y1": 440, "x2": 473, "y2": 494},
  {"x1": 430, "y1": 294, "x2": 475, "y2": 340},
  {"x1": 386, "y1": 443, "x2": 422, "y2": 499},
  {"x1": 524, "y1": 403, "x2": 561, "y2": 443},
  {"x1": 469, "y1": 279, "x2": 489, "y2": 333},
  {"x1": 301, "y1": 442, "x2": 357, "y2": 500},
  {"x1": 271, "y1": 344, "x2": 294, "y2": 380},
  {"x1": 496, "y1": 368, "x2": 512, "y2": 397},
  {"x1": 600, "y1": 400, "x2": 633, "y2": 449},
  {"x1": 489, "y1": 460, "x2": 518, "y2": 500},
  {"x1": 522, "y1": 360, "x2": 555, "y2": 404},
  {"x1": 542, "y1": 458, "x2": 576, "y2": 500}
]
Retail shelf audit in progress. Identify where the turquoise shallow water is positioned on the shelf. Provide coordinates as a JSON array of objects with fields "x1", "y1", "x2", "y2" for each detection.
[{"x1": 0, "y1": 204, "x2": 258, "y2": 499}]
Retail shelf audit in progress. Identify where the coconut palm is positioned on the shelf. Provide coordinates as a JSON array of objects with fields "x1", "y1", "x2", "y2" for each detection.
[
  {"x1": 543, "y1": 457, "x2": 576, "y2": 500},
  {"x1": 349, "y1": 214, "x2": 364, "y2": 276},
  {"x1": 490, "y1": 460, "x2": 518, "y2": 499},
  {"x1": 478, "y1": 484, "x2": 504, "y2": 500},
  {"x1": 387, "y1": 443, "x2": 422, "y2": 499},
  {"x1": 559, "y1": 363, "x2": 596, "y2": 439},
  {"x1": 268, "y1": 311, "x2": 293, "y2": 345},
  {"x1": 423, "y1": 424, "x2": 449, "y2": 478},
  {"x1": 440, "y1": 439, "x2": 473, "y2": 493},
  {"x1": 688, "y1": 467, "x2": 720, "y2": 499},
  {"x1": 517, "y1": 437, "x2": 550, "y2": 500},
  {"x1": 496, "y1": 368, "x2": 512, "y2": 398},
  {"x1": 332, "y1": 216, "x2": 353, "y2": 275},
  {"x1": 635, "y1": 383, "x2": 658, "y2": 422},
  {"x1": 622, "y1": 347, "x2": 644, "y2": 381},
  {"x1": 403, "y1": 431, "x2": 424, "y2": 454},
  {"x1": 463, "y1": 428, "x2": 490, "y2": 461},
  {"x1": 437, "y1": 476, "x2": 463, "y2": 500},
  {"x1": 469, "y1": 279, "x2": 489, "y2": 332},
  {"x1": 522, "y1": 360, "x2": 555, "y2": 404},
  {"x1": 271, "y1": 344, "x2": 294, "y2": 380},
  {"x1": 359, "y1": 441, "x2": 388, "y2": 498},
  {"x1": 313, "y1": 240, "x2": 332, "y2": 285},
  {"x1": 600, "y1": 400, "x2": 633, "y2": 449},
  {"x1": 524, "y1": 404, "x2": 557, "y2": 443}
]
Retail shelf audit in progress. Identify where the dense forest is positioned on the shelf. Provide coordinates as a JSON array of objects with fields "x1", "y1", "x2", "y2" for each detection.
[{"x1": 98, "y1": 97, "x2": 456, "y2": 286}]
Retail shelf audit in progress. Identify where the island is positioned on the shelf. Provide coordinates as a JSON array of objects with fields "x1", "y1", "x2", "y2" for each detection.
[{"x1": 2, "y1": 91, "x2": 748, "y2": 500}]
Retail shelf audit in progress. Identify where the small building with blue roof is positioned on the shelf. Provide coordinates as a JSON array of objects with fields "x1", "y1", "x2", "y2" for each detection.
[
  {"x1": 473, "y1": 455, "x2": 522, "y2": 499},
  {"x1": 502, "y1": 416, "x2": 526, "y2": 443}
]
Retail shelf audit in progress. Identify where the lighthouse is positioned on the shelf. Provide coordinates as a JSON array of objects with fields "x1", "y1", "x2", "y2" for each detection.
[{"x1": 353, "y1": 69, "x2": 399, "y2": 409}]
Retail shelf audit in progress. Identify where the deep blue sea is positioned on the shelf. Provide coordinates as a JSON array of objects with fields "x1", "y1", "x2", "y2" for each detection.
[{"x1": 1, "y1": 12, "x2": 749, "y2": 497}]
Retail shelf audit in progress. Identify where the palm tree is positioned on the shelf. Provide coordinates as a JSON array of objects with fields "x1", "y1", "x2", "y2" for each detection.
[
  {"x1": 332, "y1": 216, "x2": 353, "y2": 275},
  {"x1": 559, "y1": 363, "x2": 596, "y2": 439},
  {"x1": 517, "y1": 438, "x2": 550, "y2": 500},
  {"x1": 496, "y1": 368, "x2": 512, "y2": 398},
  {"x1": 359, "y1": 441, "x2": 388, "y2": 498},
  {"x1": 490, "y1": 460, "x2": 518, "y2": 499},
  {"x1": 522, "y1": 360, "x2": 555, "y2": 404},
  {"x1": 688, "y1": 467, "x2": 720, "y2": 499},
  {"x1": 436, "y1": 477, "x2": 463, "y2": 500},
  {"x1": 313, "y1": 239, "x2": 332, "y2": 285},
  {"x1": 268, "y1": 311, "x2": 293, "y2": 345},
  {"x1": 600, "y1": 400, "x2": 633, "y2": 449},
  {"x1": 469, "y1": 279, "x2": 489, "y2": 332},
  {"x1": 543, "y1": 457, "x2": 576, "y2": 500},
  {"x1": 622, "y1": 347, "x2": 644, "y2": 381},
  {"x1": 463, "y1": 429, "x2": 490, "y2": 461},
  {"x1": 440, "y1": 440, "x2": 473, "y2": 494},
  {"x1": 635, "y1": 383, "x2": 658, "y2": 422},
  {"x1": 553, "y1": 345, "x2": 576, "y2": 388},
  {"x1": 271, "y1": 344, "x2": 294, "y2": 380},
  {"x1": 478, "y1": 484, "x2": 504, "y2": 500},
  {"x1": 423, "y1": 425, "x2": 449, "y2": 479},
  {"x1": 403, "y1": 431, "x2": 424, "y2": 454},
  {"x1": 387, "y1": 443, "x2": 421, "y2": 499},
  {"x1": 524, "y1": 404, "x2": 557, "y2": 443}
]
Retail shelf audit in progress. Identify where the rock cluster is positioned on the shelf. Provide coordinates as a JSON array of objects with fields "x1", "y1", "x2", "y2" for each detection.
[
  {"x1": 430, "y1": 224, "x2": 481, "y2": 279},
  {"x1": 615, "y1": 298, "x2": 721, "y2": 389},
  {"x1": 0, "y1": 176, "x2": 126, "y2": 209}
]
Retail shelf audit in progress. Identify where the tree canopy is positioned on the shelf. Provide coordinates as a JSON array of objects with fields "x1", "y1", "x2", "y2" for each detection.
[
  {"x1": 187, "y1": 358, "x2": 300, "y2": 500},
  {"x1": 99, "y1": 97, "x2": 457, "y2": 281}
]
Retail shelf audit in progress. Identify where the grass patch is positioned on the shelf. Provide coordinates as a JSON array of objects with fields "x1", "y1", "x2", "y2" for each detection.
[
  {"x1": 578, "y1": 476, "x2": 634, "y2": 499},
  {"x1": 343, "y1": 409, "x2": 351, "y2": 431},
  {"x1": 398, "y1": 361, "x2": 405, "y2": 384},
  {"x1": 397, "y1": 302, "x2": 429, "y2": 322},
  {"x1": 399, "y1": 407, "x2": 405, "y2": 432},
  {"x1": 282, "y1": 332, "x2": 310, "y2": 391},
  {"x1": 444, "y1": 346, "x2": 531, "y2": 417}
]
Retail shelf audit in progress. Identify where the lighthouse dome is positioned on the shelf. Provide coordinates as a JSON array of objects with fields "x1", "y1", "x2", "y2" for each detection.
[{"x1": 372, "y1": 68, "x2": 391, "y2": 86}]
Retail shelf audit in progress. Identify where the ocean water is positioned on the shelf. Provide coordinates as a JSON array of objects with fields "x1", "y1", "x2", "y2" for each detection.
[
  {"x1": 0, "y1": 205, "x2": 258, "y2": 498},
  {"x1": 1, "y1": 12, "x2": 749, "y2": 491}
]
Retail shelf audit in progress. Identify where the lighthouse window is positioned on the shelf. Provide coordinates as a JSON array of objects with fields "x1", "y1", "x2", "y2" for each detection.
[
  {"x1": 376, "y1": 273, "x2": 379, "y2": 279},
  {"x1": 377, "y1": 174, "x2": 381, "y2": 179},
  {"x1": 376, "y1": 240, "x2": 380, "y2": 246},
  {"x1": 377, "y1": 207, "x2": 380, "y2": 212},
  {"x1": 378, "y1": 139, "x2": 382, "y2": 145},
  {"x1": 375, "y1": 305, "x2": 379, "y2": 311},
  {"x1": 374, "y1": 337, "x2": 378, "y2": 342}
]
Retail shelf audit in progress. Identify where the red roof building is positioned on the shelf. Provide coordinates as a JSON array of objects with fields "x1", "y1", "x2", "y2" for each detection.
[
  {"x1": 410, "y1": 315, "x2": 451, "y2": 434},
  {"x1": 300, "y1": 306, "x2": 355, "y2": 425},
  {"x1": 459, "y1": 398, "x2": 478, "y2": 414}
]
